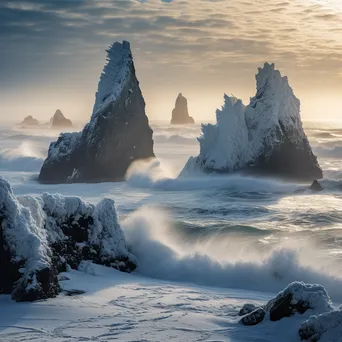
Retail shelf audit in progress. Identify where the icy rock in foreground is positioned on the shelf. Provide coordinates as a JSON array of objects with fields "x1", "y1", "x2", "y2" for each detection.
[
  {"x1": 50, "y1": 109, "x2": 73, "y2": 128},
  {"x1": 0, "y1": 178, "x2": 136, "y2": 302},
  {"x1": 19, "y1": 115, "x2": 40, "y2": 127},
  {"x1": 171, "y1": 93, "x2": 195, "y2": 124},
  {"x1": 299, "y1": 309, "x2": 342, "y2": 342},
  {"x1": 39, "y1": 41, "x2": 154, "y2": 183},
  {"x1": 181, "y1": 63, "x2": 322, "y2": 181},
  {"x1": 240, "y1": 282, "x2": 332, "y2": 326}
]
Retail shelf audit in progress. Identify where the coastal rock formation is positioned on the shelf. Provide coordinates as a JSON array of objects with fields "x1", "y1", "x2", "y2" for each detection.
[
  {"x1": 240, "y1": 282, "x2": 332, "y2": 326},
  {"x1": 39, "y1": 41, "x2": 154, "y2": 183},
  {"x1": 181, "y1": 63, "x2": 322, "y2": 181},
  {"x1": 0, "y1": 177, "x2": 136, "y2": 302},
  {"x1": 310, "y1": 180, "x2": 323, "y2": 192},
  {"x1": 20, "y1": 115, "x2": 39, "y2": 127},
  {"x1": 299, "y1": 309, "x2": 342, "y2": 342},
  {"x1": 171, "y1": 93, "x2": 195, "y2": 124},
  {"x1": 50, "y1": 109, "x2": 73, "y2": 128}
]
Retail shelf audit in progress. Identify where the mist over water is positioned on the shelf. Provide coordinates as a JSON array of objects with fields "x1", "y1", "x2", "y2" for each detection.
[{"x1": 1, "y1": 120, "x2": 342, "y2": 300}]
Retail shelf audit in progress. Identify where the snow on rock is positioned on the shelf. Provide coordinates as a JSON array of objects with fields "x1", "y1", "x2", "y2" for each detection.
[
  {"x1": 39, "y1": 41, "x2": 154, "y2": 184},
  {"x1": 19, "y1": 115, "x2": 40, "y2": 127},
  {"x1": 181, "y1": 63, "x2": 322, "y2": 181},
  {"x1": 50, "y1": 109, "x2": 73, "y2": 128},
  {"x1": 299, "y1": 309, "x2": 342, "y2": 342},
  {"x1": 240, "y1": 281, "x2": 332, "y2": 326},
  {"x1": 171, "y1": 93, "x2": 195, "y2": 124},
  {"x1": 0, "y1": 178, "x2": 136, "y2": 302}
]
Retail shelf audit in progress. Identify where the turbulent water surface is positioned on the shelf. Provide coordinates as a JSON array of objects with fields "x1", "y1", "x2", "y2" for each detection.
[{"x1": 0, "y1": 120, "x2": 342, "y2": 341}]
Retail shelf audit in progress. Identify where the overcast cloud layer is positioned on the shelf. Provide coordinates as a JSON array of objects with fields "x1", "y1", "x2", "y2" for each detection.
[{"x1": 1, "y1": 0, "x2": 342, "y2": 121}]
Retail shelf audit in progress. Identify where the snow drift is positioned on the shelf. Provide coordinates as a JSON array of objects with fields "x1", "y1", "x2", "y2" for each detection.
[
  {"x1": 181, "y1": 63, "x2": 322, "y2": 181},
  {"x1": 38, "y1": 41, "x2": 154, "y2": 183},
  {"x1": 0, "y1": 178, "x2": 136, "y2": 302}
]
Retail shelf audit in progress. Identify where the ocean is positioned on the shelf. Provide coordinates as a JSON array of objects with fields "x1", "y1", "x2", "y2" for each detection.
[{"x1": 0, "y1": 120, "x2": 341, "y2": 341}]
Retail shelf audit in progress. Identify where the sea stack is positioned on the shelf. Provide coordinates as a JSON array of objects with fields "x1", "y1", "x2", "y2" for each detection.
[
  {"x1": 50, "y1": 109, "x2": 73, "y2": 128},
  {"x1": 181, "y1": 63, "x2": 322, "y2": 182},
  {"x1": 171, "y1": 93, "x2": 195, "y2": 124},
  {"x1": 20, "y1": 115, "x2": 39, "y2": 127},
  {"x1": 38, "y1": 41, "x2": 154, "y2": 183}
]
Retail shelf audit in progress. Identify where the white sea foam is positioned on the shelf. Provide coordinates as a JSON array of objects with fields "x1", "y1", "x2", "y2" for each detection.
[
  {"x1": 123, "y1": 207, "x2": 342, "y2": 302},
  {"x1": 0, "y1": 142, "x2": 44, "y2": 172}
]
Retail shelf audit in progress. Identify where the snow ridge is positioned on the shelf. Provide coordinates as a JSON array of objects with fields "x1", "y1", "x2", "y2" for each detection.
[{"x1": 92, "y1": 41, "x2": 133, "y2": 120}]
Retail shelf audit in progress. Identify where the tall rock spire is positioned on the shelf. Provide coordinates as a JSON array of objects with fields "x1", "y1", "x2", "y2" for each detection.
[{"x1": 39, "y1": 41, "x2": 154, "y2": 184}]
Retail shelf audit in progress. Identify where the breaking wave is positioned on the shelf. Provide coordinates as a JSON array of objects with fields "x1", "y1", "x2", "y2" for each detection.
[
  {"x1": 123, "y1": 207, "x2": 342, "y2": 301},
  {"x1": 0, "y1": 142, "x2": 44, "y2": 172},
  {"x1": 126, "y1": 159, "x2": 301, "y2": 194}
]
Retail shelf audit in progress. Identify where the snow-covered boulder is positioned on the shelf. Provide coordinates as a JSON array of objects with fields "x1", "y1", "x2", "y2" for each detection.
[
  {"x1": 50, "y1": 109, "x2": 73, "y2": 128},
  {"x1": 39, "y1": 41, "x2": 154, "y2": 183},
  {"x1": 0, "y1": 178, "x2": 136, "y2": 302},
  {"x1": 299, "y1": 309, "x2": 342, "y2": 342},
  {"x1": 171, "y1": 93, "x2": 195, "y2": 124},
  {"x1": 240, "y1": 282, "x2": 332, "y2": 326},
  {"x1": 181, "y1": 63, "x2": 322, "y2": 181},
  {"x1": 19, "y1": 115, "x2": 40, "y2": 127}
]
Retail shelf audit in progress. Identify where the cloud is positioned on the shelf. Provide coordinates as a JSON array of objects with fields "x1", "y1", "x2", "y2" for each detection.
[{"x1": 1, "y1": 0, "x2": 342, "y2": 120}]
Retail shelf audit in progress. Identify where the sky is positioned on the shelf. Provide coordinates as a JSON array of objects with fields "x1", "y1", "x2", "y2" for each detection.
[{"x1": 1, "y1": 0, "x2": 342, "y2": 123}]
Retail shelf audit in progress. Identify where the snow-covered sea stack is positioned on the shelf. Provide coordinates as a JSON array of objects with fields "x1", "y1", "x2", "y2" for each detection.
[
  {"x1": 50, "y1": 109, "x2": 73, "y2": 128},
  {"x1": 39, "y1": 41, "x2": 154, "y2": 183},
  {"x1": 19, "y1": 115, "x2": 40, "y2": 127},
  {"x1": 181, "y1": 63, "x2": 322, "y2": 181},
  {"x1": 0, "y1": 178, "x2": 136, "y2": 302},
  {"x1": 171, "y1": 93, "x2": 195, "y2": 124}
]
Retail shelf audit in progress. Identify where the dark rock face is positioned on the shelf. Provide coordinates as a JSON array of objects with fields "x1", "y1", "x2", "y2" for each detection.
[
  {"x1": 20, "y1": 115, "x2": 39, "y2": 126},
  {"x1": 240, "y1": 308, "x2": 266, "y2": 326},
  {"x1": 50, "y1": 110, "x2": 73, "y2": 128},
  {"x1": 171, "y1": 93, "x2": 195, "y2": 124},
  {"x1": 239, "y1": 303, "x2": 257, "y2": 316},
  {"x1": 0, "y1": 178, "x2": 136, "y2": 302},
  {"x1": 266, "y1": 292, "x2": 309, "y2": 322},
  {"x1": 39, "y1": 41, "x2": 154, "y2": 184},
  {"x1": 239, "y1": 282, "x2": 332, "y2": 326},
  {"x1": 310, "y1": 180, "x2": 323, "y2": 192}
]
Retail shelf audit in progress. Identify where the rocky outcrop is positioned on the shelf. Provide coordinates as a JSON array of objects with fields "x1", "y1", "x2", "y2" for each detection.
[
  {"x1": 50, "y1": 110, "x2": 73, "y2": 128},
  {"x1": 20, "y1": 115, "x2": 39, "y2": 127},
  {"x1": 181, "y1": 63, "x2": 322, "y2": 182},
  {"x1": 171, "y1": 93, "x2": 195, "y2": 124},
  {"x1": 39, "y1": 41, "x2": 154, "y2": 184},
  {"x1": 310, "y1": 180, "x2": 323, "y2": 192},
  {"x1": 299, "y1": 309, "x2": 342, "y2": 342},
  {"x1": 239, "y1": 282, "x2": 332, "y2": 326},
  {"x1": 0, "y1": 177, "x2": 136, "y2": 302}
]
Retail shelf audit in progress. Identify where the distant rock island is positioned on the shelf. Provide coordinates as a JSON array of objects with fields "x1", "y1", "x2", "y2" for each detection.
[
  {"x1": 171, "y1": 93, "x2": 195, "y2": 124},
  {"x1": 50, "y1": 109, "x2": 73, "y2": 128},
  {"x1": 20, "y1": 115, "x2": 39, "y2": 127},
  {"x1": 181, "y1": 63, "x2": 322, "y2": 182},
  {"x1": 39, "y1": 41, "x2": 154, "y2": 184}
]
